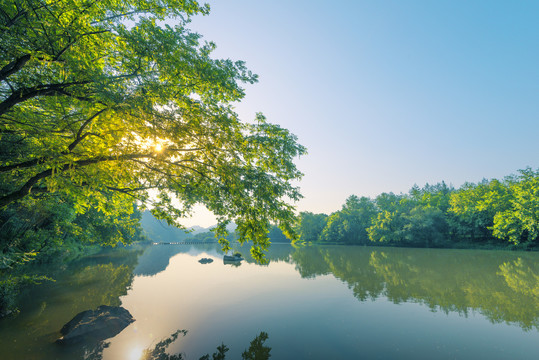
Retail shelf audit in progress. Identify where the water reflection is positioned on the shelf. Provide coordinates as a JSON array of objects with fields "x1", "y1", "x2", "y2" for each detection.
[
  {"x1": 1, "y1": 243, "x2": 539, "y2": 360},
  {"x1": 0, "y1": 248, "x2": 141, "y2": 360},
  {"x1": 290, "y1": 246, "x2": 539, "y2": 331},
  {"x1": 81, "y1": 330, "x2": 271, "y2": 360},
  {"x1": 138, "y1": 243, "x2": 539, "y2": 332},
  {"x1": 134, "y1": 244, "x2": 224, "y2": 276},
  {"x1": 139, "y1": 330, "x2": 271, "y2": 360},
  {"x1": 133, "y1": 245, "x2": 185, "y2": 277}
]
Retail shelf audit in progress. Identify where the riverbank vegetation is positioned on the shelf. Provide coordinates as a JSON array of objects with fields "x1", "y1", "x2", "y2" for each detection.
[
  {"x1": 0, "y1": 194, "x2": 145, "y2": 316},
  {"x1": 222, "y1": 244, "x2": 537, "y2": 331},
  {"x1": 286, "y1": 246, "x2": 539, "y2": 331},
  {"x1": 295, "y1": 168, "x2": 539, "y2": 250}
]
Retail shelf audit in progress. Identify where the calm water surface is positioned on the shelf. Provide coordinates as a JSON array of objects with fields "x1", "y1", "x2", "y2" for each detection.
[{"x1": 1, "y1": 244, "x2": 538, "y2": 359}]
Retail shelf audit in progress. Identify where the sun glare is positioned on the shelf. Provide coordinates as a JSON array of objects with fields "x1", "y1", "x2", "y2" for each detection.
[
  {"x1": 128, "y1": 345, "x2": 145, "y2": 360},
  {"x1": 154, "y1": 143, "x2": 163, "y2": 152}
]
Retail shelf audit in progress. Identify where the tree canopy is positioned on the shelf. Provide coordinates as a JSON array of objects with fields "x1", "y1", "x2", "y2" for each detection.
[
  {"x1": 0, "y1": 0, "x2": 306, "y2": 259},
  {"x1": 295, "y1": 172, "x2": 539, "y2": 250}
]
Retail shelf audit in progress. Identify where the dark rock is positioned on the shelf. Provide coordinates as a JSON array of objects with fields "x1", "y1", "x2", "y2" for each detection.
[
  {"x1": 56, "y1": 305, "x2": 134, "y2": 344},
  {"x1": 198, "y1": 258, "x2": 214, "y2": 264}
]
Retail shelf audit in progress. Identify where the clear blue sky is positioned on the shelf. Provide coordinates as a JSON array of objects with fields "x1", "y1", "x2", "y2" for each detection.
[{"x1": 182, "y1": 0, "x2": 539, "y2": 226}]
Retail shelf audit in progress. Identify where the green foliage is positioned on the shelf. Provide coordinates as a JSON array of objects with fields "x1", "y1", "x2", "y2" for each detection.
[
  {"x1": 288, "y1": 245, "x2": 539, "y2": 331},
  {"x1": 449, "y1": 168, "x2": 539, "y2": 248},
  {"x1": 0, "y1": 0, "x2": 305, "y2": 262},
  {"x1": 297, "y1": 212, "x2": 328, "y2": 242},
  {"x1": 267, "y1": 224, "x2": 290, "y2": 243},
  {"x1": 205, "y1": 344, "x2": 229, "y2": 360},
  {"x1": 367, "y1": 209, "x2": 405, "y2": 244},
  {"x1": 140, "y1": 330, "x2": 270, "y2": 360},
  {"x1": 68, "y1": 263, "x2": 134, "y2": 307},
  {"x1": 242, "y1": 331, "x2": 271, "y2": 360},
  {"x1": 0, "y1": 273, "x2": 51, "y2": 317},
  {"x1": 0, "y1": 193, "x2": 144, "y2": 263},
  {"x1": 490, "y1": 169, "x2": 539, "y2": 247},
  {"x1": 321, "y1": 196, "x2": 376, "y2": 244},
  {"x1": 366, "y1": 193, "x2": 409, "y2": 244},
  {"x1": 0, "y1": 246, "x2": 143, "y2": 358},
  {"x1": 0, "y1": 192, "x2": 144, "y2": 316},
  {"x1": 401, "y1": 206, "x2": 448, "y2": 247},
  {"x1": 140, "y1": 330, "x2": 188, "y2": 360},
  {"x1": 449, "y1": 179, "x2": 509, "y2": 243},
  {"x1": 295, "y1": 170, "x2": 539, "y2": 249},
  {"x1": 409, "y1": 181, "x2": 453, "y2": 212}
]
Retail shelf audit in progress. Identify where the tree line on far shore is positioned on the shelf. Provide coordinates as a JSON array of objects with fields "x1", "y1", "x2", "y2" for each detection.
[{"x1": 295, "y1": 168, "x2": 539, "y2": 250}]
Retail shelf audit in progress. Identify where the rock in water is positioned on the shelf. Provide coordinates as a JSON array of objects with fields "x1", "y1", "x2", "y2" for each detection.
[
  {"x1": 198, "y1": 258, "x2": 214, "y2": 264},
  {"x1": 56, "y1": 305, "x2": 134, "y2": 344}
]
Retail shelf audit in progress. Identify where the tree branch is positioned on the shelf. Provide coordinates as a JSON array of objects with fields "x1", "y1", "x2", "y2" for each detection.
[
  {"x1": 0, "y1": 167, "x2": 54, "y2": 208},
  {"x1": 0, "y1": 152, "x2": 155, "y2": 208},
  {"x1": 106, "y1": 185, "x2": 156, "y2": 193},
  {"x1": 53, "y1": 30, "x2": 110, "y2": 61},
  {"x1": 0, "y1": 54, "x2": 31, "y2": 82},
  {"x1": 0, "y1": 6, "x2": 27, "y2": 29},
  {"x1": 68, "y1": 108, "x2": 107, "y2": 151},
  {"x1": 0, "y1": 81, "x2": 91, "y2": 115}
]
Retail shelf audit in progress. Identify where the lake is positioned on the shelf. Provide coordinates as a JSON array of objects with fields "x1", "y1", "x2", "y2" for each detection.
[{"x1": 0, "y1": 244, "x2": 538, "y2": 359}]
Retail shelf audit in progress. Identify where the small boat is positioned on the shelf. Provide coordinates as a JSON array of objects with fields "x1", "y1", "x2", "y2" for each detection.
[{"x1": 223, "y1": 254, "x2": 243, "y2": 261}]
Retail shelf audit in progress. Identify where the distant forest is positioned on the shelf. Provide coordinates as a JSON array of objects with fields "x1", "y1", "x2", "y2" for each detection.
[
  {"x1": 295, "y1": 168, "x2": 539, "y2": 250},
  {"x1": 141, "y1": 211, "x2": 290, "y2": 244}
]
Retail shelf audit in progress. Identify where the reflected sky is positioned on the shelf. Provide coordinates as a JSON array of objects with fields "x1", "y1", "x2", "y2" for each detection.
[
  {"x1": 1, "y1": 244, "x2": 538, "y2": 360},
  {"x1": 104, "y1": 244, "x2": 539, "y2": 360}
]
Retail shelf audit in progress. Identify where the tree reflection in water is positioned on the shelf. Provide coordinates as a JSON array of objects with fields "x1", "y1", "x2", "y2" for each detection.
[
  {"x1": 83, "y1": 330, "x2": 271, "y2": 360},
  {"x1": 287, "y1": 245, "x2": 539, "y2": 331},
  {"x1": 3, "y1": 243, "x2": 538, "y2": 360}
]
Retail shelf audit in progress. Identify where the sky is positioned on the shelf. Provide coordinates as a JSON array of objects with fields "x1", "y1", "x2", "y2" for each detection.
[{"x1": 179, "y1": 0, "x2": 538, "y2": 226}]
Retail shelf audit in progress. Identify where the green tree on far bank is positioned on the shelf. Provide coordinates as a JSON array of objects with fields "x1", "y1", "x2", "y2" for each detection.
[
  {"x1": 490, "y1": 169, "x2": 539, "y2": 247},
  {"x1": 296, "y1": 212, "x2": 328, "y2": 242},
  {"x1": 294, "y1": 173, "x2": 539, "y2": 250},
  {"x1": 449, "y1": 179, "x2": 509, "y2": 243},
  {"x1": 322, "y1": 195, "x2": 376, "y2": 245}
]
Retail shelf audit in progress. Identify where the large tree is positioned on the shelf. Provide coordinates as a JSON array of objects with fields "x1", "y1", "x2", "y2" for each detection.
[
  {"x1": 296, "y1": 211, "x2": 327, "y2": 243},
  {"x1": 491, "y1": 169, "x2": 539, "y2": 247},
  {"x1": 321, "y1": 196, "x2": 376, "y2": 245},
  {"x1": 0, "y1": 0, "x2": 305, "y2": 260}
]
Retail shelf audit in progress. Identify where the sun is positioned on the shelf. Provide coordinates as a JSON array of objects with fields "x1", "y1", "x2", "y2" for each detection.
[{"x1": 127, "y1": 345, "x2": 145, "y2": 360}]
